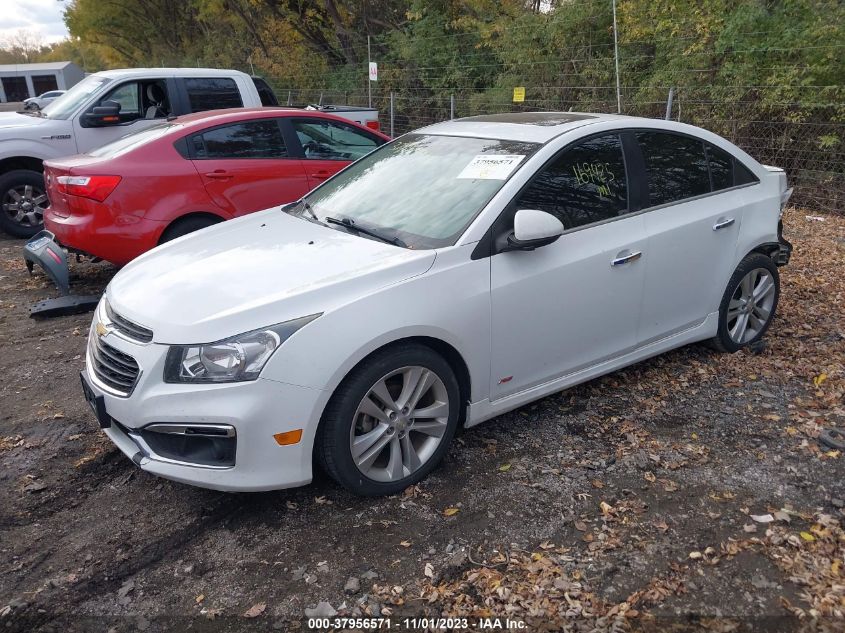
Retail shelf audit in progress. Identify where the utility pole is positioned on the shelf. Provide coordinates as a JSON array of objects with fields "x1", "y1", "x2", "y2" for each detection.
[
  {"x1": 367, "y1": 35, "x2": 372, "y2": 108},
  {"x1": 612, "y1": 0, "x2": 622, "y2": 114}
]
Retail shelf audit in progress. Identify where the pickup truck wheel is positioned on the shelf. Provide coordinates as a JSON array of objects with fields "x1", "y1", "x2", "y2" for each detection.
[{"x1": 0, "y1": 169, "x2": 47, "y2": 238}]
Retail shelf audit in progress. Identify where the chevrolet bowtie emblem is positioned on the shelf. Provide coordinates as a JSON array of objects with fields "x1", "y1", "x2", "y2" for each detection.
[{"x1": 95, "y1": 321, "x2": 108, "y2": 337}]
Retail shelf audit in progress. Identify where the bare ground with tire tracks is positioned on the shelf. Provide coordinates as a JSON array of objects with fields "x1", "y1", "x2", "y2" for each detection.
[{"x1": 0, "y1": 210, "x2": 843, "y2": 632}]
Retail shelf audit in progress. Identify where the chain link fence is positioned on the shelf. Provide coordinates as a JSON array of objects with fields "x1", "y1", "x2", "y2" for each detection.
[{"x1": 266, "y1": 80, "x2": 843, "y2": 214}]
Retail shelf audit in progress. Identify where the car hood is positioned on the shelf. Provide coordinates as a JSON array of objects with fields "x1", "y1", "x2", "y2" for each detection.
[
  {"x1": 0, "y1": 111, "x2": 50, "y2": 129},
  {"x1": 107, "y1": 210, "x2": 437, "y2": 344}
]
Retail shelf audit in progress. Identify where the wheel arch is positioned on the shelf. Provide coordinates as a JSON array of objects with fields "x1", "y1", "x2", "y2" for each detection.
[
  {"x1": 0, "y1": 156, "x2": 44, "y2": 174},
  {"x1": 317, "y1": 335, "x2": 473, "y2": 436},
  {"x1": 157, "y1": 211, "x2": 225, "y2": 244}
]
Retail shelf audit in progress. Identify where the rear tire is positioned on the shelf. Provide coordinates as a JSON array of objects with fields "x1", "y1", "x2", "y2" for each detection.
[
  {"x1": 159, "y1": 215, "x2": 221, "y2": 243},
  {"x1": 317, "y1": 344, "x2": 460, "y2": 496},
  {"x1": 710, "y1": 253, "x2": 780, "y2": 353},
  {"x1": 0, "y1": 169, "x2": 47, "y2": 238}
]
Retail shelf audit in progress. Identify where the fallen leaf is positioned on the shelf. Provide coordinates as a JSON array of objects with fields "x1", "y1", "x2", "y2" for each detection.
[
  {"x1": 743, "y1": 523, "x2": 758, "y2": 533},
  {"x1": 195, "y1": 594, "x2": 205, "y2": 604},
  {"x1": 574, "y1": 520, "x2": 587, "y2": 532},
  {"x1": 498, "y1": 463, "x2": 511, "y2": 472},
  {"x1": 400, "y1": 540, "x2": 412, "y2": 548},
  {"x1": 813, "y1": 373, "x2": 828, "y2": 387},
  {"x1": 644, "y1": 472, "x2": 656, "y2": 483},
  {"x1": 243, "y1": 603, "x2": 266, "y2": 618},
  {"x1": 443, "y1": 507, "x2": 460, "y2": 517},
  {"x1": 591, "y1": 479, "x2": 605, "y2": 489},
  {"x1": 599, "y1": 501, "x2": 614, "y2": 516},
  {"x1": 689, "y1": 551, "x2": 703, "y2": 560},
  {"x1": 800, "y1": 531, "x2": 816, "y2": 542},
  {"x1": 751, "y1": 514, "x2": 775, "y2": 523}
]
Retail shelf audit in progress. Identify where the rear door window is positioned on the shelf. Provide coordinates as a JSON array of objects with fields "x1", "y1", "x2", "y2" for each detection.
[
  {"x1": 636, "y1": 131, "x2": 711, "y2": 207},
  {"x1": 191, "y1": 120, "x2": 286, "y2": 159},
  {"x1": 706, "y1": 142, "x2": 733, "y2": 191},
  {"x1": 514, "y1": 133, "x2": 629, "y2": 230},
  {"x1": 292, "y1": 118, "x2": 383, "y2": 160},
  {"x1": 184, "y1": 77, "x2": 243, "y2": 113}
]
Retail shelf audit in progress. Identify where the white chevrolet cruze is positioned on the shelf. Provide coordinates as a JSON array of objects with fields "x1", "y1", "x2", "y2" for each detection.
[{"x1": 81, "y1": 112, "x2": 792, "y2": 496}]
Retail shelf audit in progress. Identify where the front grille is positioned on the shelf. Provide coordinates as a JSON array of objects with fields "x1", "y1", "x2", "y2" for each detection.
[
  {"x1": 90, "y1": 336, "x2": 140, "y2": 395},
  {"x1": 106, "y1": 302, "x2": 153, "y2": 343}
]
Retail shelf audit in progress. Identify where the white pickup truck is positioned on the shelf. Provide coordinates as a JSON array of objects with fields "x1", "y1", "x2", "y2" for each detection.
[{"x1": 0, "y1": 68, "x2": 269, "y2": 238}]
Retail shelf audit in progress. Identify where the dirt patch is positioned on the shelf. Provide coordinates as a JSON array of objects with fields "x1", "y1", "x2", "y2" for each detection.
[{"x1": 0, "y1": 210, "x2": 843, "y2": 632}]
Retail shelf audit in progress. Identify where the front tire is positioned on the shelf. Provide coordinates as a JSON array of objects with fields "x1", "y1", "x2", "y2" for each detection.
[
  {"x1": 711, "y1": 253, "x2": 780, "y2": 353},
  {"x1": 0, "y1": 169, "x2": 47, "y2": 238},
  {"x1": 317, "y1": 344, "x2": 461, "y2": 496}
]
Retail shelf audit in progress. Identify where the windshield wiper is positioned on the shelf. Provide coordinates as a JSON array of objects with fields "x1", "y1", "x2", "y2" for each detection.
[{"x1": 325, "y1": 216, "x2": 406, "y2": 248}]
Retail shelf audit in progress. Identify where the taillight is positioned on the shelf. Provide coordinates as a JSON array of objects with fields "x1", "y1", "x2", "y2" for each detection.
[
  {"x1": 56, "y1": 175, "x2": 121, "y2": 202},
  {"x1": 365, "y1": 120, "x2": 380, "y2": 131}
]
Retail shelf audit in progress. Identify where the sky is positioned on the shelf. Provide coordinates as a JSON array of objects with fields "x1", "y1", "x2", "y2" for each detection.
[{"x1": 3, "y1": 0, "x2": 70, "y2": 46}]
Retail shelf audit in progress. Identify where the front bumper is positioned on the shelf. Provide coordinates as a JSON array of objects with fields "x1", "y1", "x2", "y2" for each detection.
[{"x1": 81, "y1": 323, "x2": 328, "y2": 492}]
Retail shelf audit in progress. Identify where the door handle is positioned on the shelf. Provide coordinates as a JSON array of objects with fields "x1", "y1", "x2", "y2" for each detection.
[
  {"x1": 713, "y1": 217, "x2": 735, "y2": 231},
  {"x1": 311, "y1": 170, "x2": 331, "y2": 180},
  {"x1": 204, "y1": 170, "x2": 232, "y2": 180},
  {"x1": 611, "y1": 250, "x2": 642, "y2": 267}
]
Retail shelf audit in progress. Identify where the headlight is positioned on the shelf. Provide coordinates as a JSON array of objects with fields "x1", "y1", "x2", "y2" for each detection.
[{"x1": 164, "y1": 314, "x2": 320, "y2": 383}]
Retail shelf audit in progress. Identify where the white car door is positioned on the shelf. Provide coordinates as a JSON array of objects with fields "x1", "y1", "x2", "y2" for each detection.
[
  {"x1": 633, "y1": 131, "x2": 756, "y2": 344},
  {"x1": 72, "y1": 79, "x2": 172, "y2": 153},
  {"x1": 488, "y1": 133, "x2": 648, "y2": 400}
]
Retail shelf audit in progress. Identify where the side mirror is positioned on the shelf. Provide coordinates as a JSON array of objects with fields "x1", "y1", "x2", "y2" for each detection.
[
  {"x1": 501, "y1": 209, "x2": 564, "y2": 252},
  {"x1": 80, "y1": 100, "x2": 122, "y2": 127}
]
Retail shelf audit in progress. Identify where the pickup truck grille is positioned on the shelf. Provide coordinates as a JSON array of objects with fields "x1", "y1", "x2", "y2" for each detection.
[
  {"x1": 106, "y1": 302, "x2": 153, "y2": 343},
  {"x1": 89, "y1": 336, "x2": 140, "y2": 395}
]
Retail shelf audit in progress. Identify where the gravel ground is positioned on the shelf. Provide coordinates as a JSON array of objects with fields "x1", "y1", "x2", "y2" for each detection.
[{"x1": 0, "y1": 210, "x2": 843, "y2": 633}]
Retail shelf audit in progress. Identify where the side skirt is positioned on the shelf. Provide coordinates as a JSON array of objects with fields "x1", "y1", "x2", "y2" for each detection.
[{"x1": 465, "y1": 312, "x2": 719, "y2": 428}]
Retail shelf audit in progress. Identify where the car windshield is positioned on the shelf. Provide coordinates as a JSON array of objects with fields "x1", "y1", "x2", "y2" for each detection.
[
  {"x1": 41, "y1": 75, "x2": 111, "y2": 120},
  {"x1": 287, "y1": 133, "x2": 539, "y2": 249},
  {"x1": 87, "y1": 123, "x2": 180, "y2": 158}
]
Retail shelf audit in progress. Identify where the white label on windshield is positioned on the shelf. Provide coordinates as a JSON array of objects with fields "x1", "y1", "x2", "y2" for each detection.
[{"x1": 457, "y1": 154, "x2": 525, "y2": 180}]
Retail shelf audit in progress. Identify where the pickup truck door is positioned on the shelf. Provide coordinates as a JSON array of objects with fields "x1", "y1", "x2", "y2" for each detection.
[
  {"x1": 285, "y1": 117, "x2": 385, "y2": 188},
  {"x1": 189, "y1": 117, "x2": 310, "y2": 215},
  {"x1": 72, "y1": 77, "x2": 178, "y2": 153}
]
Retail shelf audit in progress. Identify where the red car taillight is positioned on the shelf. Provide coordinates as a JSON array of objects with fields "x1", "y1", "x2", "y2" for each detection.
[
  {"x1": 56, "y1": 175, "x2": 122, "y2": 202},
  {"x1": 365, "y1": 120, "x2": 380, "y2": 131}
]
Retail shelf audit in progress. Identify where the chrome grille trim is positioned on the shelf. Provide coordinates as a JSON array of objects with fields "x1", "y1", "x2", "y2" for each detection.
[
  {"x1": 89, "y1": 335, "x2": 141, "y2": 396},
  {"x1": 105, "y1": 301, "x2": 153, "y2": 343}
]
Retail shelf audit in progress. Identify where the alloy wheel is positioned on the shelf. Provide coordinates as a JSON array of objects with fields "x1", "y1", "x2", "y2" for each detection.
[
  {"x1": 727, "y1": 267, "x2": 776, "y2": 344},
  {"x1": 3, "y1": 184, "x2": 47, "y2": 229},
  {"x1": 349, "y1": 365, "x2": 450, "y2": 482}
]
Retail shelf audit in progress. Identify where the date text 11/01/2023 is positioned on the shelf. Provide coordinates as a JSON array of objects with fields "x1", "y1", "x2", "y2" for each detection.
[{"x1": 306, "y1": 617, "x2": 528, "y2": 630}]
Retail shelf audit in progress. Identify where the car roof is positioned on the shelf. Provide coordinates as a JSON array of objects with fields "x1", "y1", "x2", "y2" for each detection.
[
  {"x1": 158, "y1": 107, "x2": 390, "y2": 138},
  {"x1": 93, "y1": 68, "x2": 251, "y2": 80},
  {"x1": 418, "y1": 111, "x2": 633, "y2": 143}
]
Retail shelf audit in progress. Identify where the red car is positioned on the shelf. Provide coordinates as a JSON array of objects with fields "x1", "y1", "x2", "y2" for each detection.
[{"x1": 42, "y1": 108, "x2": 389, "y2": 266}]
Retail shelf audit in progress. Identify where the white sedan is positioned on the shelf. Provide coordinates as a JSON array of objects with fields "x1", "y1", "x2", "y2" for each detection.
[
  {"x1": 81, "y1": 112, "x2": 792, "y2": 496},
  {"x1": 23, "y1": 90, "x2": 66, "y2": 110}
]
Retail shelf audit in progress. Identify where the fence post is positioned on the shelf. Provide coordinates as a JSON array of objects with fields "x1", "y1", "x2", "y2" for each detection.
[
  {"x1": 450, "y1": 94, "x2": 455, "y2": 120},
  {"x1": 390, "y1": 91, "x2": 395, "y2": 138},
  {"x1": 665, "y1": 87, "x2": 674, "y2": 120},
  {"x1": 612, "y1": 0, "x2": 622, "y2": 114},
  {"x1": 287, "y1": 90, "x2": 292, "y2": 106}
]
